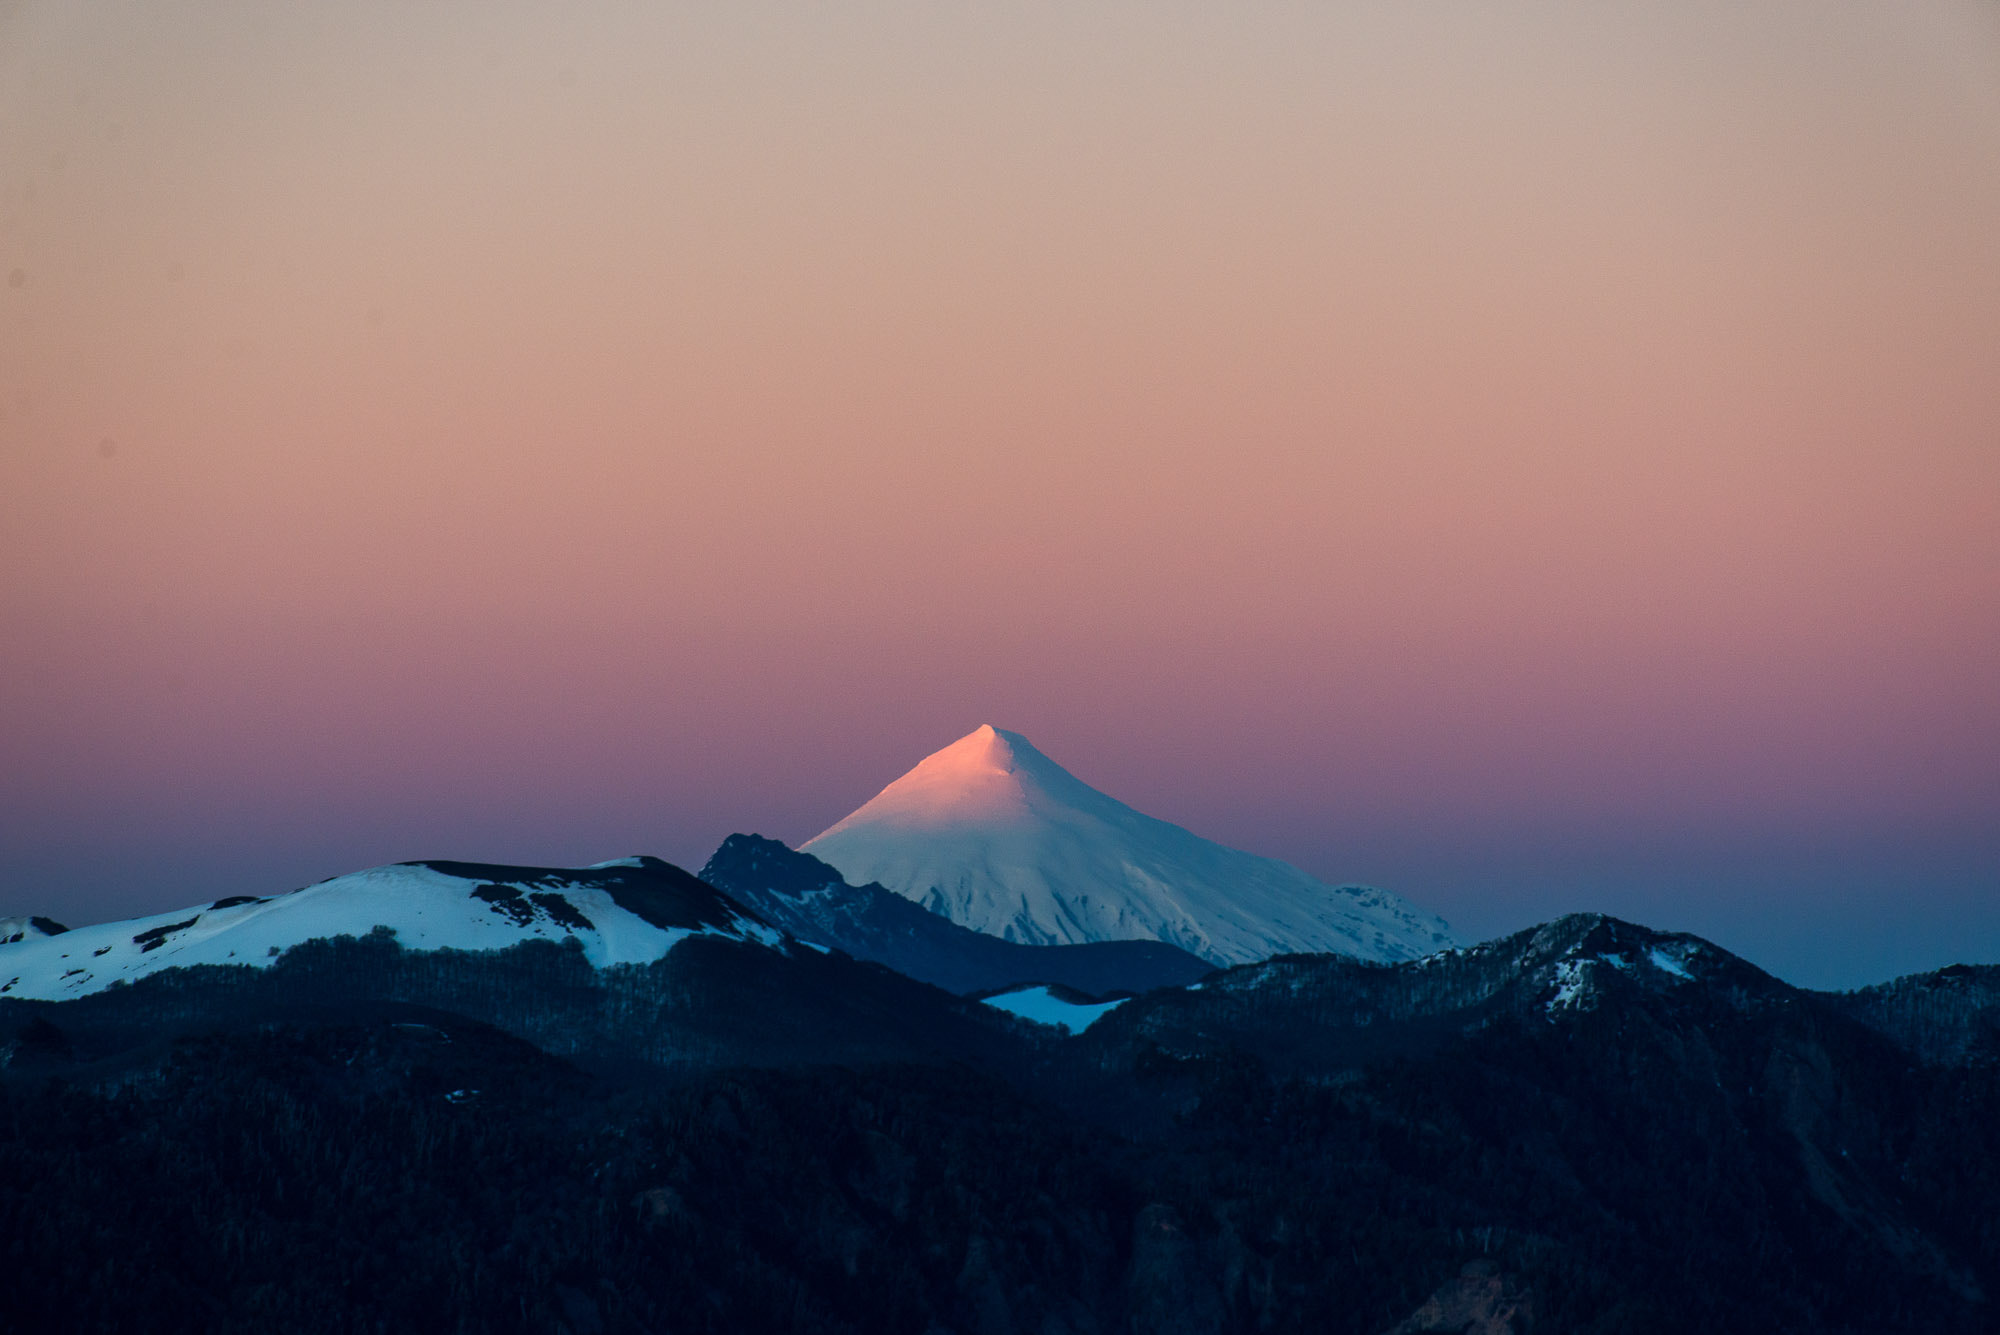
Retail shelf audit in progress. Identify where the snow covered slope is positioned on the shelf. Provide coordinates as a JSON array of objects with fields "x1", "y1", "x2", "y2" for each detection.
[
  {"x1": 1, "y1": 916, "x2": 69, "y2": 946},
  {"x1": 978, "y1": 984, "x2": 1128, "y2": 1034},
  {"x1": 0, "y1": 856, "x2": 778, "y2": 1002},
  {"x1": 700, "y1": 833, "x2": 1213, "y2": 996},
  {"x1": 801, "y1": 726, "x2": 1457, "y2": 966}
]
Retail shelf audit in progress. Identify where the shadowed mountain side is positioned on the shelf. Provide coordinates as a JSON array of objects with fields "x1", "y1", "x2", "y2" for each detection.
[
  {"x1": 408, "y1": 856, "x2": 754, "y2": 934},
  {"x1": 1056, "y1": 914, "x2": 2000, "y2": 1325},
  {"x1": 1833, "y1": 964, "x2": 2000, "y2": 1067},
  {"x1": 0, "y1": 927, "x2": 1038, "y2": 1086},
  {"x1": 1076, "y1": 913, "x2": 1783, "y2": 1077},
  {"x1": 6, "y1": 910, "x2": 2000, "y2": 1332},
  {"x1": 700, "y1": 834, "x2": 1215, "y2": 997}
]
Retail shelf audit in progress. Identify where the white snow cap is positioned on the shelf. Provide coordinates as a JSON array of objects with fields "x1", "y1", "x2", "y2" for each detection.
[
  {"x1": 802, "y1": 725, "x2": 1457, "y2": 966},
  {"x1": 0, "y1": 859, "x2": 780, "y2": 1003}
]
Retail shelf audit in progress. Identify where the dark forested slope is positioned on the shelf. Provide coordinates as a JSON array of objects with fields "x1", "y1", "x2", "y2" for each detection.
[{"x1": 3, "y1": 908, "x2": 1997, "y2": 1334}]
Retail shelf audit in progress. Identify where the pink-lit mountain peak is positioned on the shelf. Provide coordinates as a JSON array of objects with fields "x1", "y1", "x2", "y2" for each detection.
[
  {"x1": 818, "y1": 725, "x2": 1119, "y2": 833},
  {"x1": 907, "y1": 723, "x2": 1030, "y2": 788},
  {"x1": 802, "y1": 727, "x2": 1458, "y2": 966}
]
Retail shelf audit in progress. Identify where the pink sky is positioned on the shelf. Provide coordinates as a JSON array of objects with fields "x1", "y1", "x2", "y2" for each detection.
[{"x1": 3, "y1": 1, "x2": 1996, "y2": 987}]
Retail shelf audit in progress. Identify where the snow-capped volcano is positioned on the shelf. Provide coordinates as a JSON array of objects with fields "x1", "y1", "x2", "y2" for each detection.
[
  {"x1": 800, "y1": 725, "x2": 1457, "y2": 966},
  {"x1": 0, "y1": 856, "x2": 779, "y2": 1002}
]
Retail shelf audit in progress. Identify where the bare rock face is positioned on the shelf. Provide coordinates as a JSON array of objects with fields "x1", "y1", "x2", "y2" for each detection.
[{"x1": 1382, "y1": 1259, "x2": 1533, "y2": 1335}]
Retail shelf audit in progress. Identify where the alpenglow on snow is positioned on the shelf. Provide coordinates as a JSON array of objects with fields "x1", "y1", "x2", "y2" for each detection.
[{"x1": 800, "y1": 725, "x2": 1457, "y2": 966}]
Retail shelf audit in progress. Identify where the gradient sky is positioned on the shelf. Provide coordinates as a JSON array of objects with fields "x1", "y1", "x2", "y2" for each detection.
[{"x1": 3, "y1": 1, "x2": 1996, "y2": 990}]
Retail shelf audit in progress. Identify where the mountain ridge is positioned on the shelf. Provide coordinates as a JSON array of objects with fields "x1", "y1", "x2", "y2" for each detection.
[
  {"x1": 0, "y1": 855, "x2": 778, "y2": 1002},
  {"x1": 7, "y1": 904, "x2": 1999, "y2": 1333},
  {"x1": 699, "y1": 833, "x2": 1214, "y2": 997}
]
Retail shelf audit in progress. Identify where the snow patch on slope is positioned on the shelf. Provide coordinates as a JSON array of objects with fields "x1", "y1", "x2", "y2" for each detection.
[
  {"x1": 1547, "y1": 958, "x2": 1598, "y2": 1014},
  {"x1": 1541, "y1": 927, "x2": 1710, "y2": 1018},
  {"x1": 979, "y1": 985, "x2": 1127, "y2": 1034},
  {"x1": 1649, "y1": 945, "x2": 1694, "y2": 980}
]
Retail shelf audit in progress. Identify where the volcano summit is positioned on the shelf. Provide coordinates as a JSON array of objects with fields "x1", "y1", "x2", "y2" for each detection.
[{"x1": 801, "y1": 725, "x2": 1456, "y2": 966}]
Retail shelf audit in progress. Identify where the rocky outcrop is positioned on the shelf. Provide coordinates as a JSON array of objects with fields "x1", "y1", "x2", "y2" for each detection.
[{"x1": 1383, "y1": 1260, "x2": 1533, "y2": 1335}]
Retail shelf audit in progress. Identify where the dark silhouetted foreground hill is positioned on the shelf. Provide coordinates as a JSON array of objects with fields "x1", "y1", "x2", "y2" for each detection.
[{"x1": 4, "y1": 879, "x2": 1997, "y2": 1334}]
